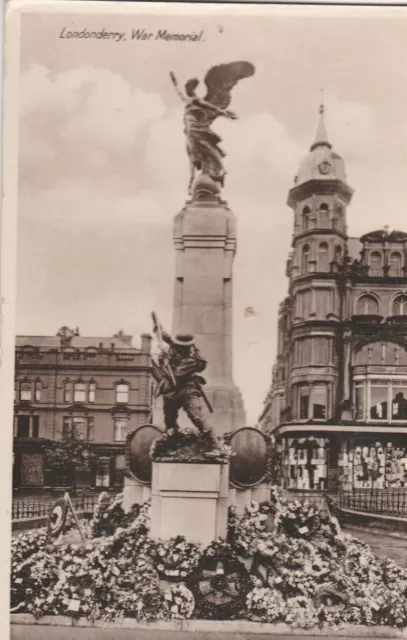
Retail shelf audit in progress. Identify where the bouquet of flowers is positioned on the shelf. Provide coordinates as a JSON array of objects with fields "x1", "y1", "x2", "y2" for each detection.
[
  {"x1": 151, "y1": 536, "x2": 201, "y2": 581},
  {"x1": 150, "y1": 428, "x2": 232, "y2": 463},
  {"x1": 162, "y1": 584, "x2": 195, "y2": 620},
  {"x1": 275, "y1": 500, "x2": 322, "y2": 539}
]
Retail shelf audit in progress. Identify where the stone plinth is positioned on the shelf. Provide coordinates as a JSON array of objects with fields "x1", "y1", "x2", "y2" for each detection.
[
  {"x1": 173, "y1": 197, "x2": 246, "y2": 436},
  {"x1": 151, "y1": 461, "x2": 229, "y2": 545},
  {"x1": 123, "y1": 475, "x2": 151, "y2": 511}
]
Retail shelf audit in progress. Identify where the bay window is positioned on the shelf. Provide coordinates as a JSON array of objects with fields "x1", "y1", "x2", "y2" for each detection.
[{"x1": 354, "y1": 378, "x2": 407, "y2": 422}]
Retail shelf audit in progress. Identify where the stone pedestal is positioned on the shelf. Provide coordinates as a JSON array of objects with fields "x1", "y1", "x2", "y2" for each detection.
[
  {"x1": 123, "y1": 475, "x2": 151, "y2": 512},
  {"x1": 151, "y1": 461, "x2": 229, "y2": 545},
  {"x1": 173, "y1": 197, "x2": 246, "y2": 436}
]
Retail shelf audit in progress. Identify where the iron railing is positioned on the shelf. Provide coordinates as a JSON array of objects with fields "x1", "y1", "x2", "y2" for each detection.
[
  {"x1": 338, "y1": 488, "x2": 407, "y2": 518},
  {"x1": 12, "y1": 492, "x2": 101, "y2": 521}
]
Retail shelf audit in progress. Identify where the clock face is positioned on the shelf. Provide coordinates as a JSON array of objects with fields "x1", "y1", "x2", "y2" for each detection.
[{"x1": 319, "y1": 161, "x2": 332, "y2": 175}]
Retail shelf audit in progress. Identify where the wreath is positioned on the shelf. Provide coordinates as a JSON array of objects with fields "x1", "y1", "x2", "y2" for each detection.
[
  {"x1": 186, "y1": 540, "x2": 253, "y2": 620},
  {"x1": 162, "y1": 584, "x2": 195, "y2": 620},
  {"x1": 150, "y1": 536, "x2": 201, "y2": 581}
]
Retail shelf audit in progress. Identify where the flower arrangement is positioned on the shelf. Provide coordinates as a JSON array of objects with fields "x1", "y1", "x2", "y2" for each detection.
[
  {"x1": 162, "y1": 584, "x2": 195, "y2": 620},
  {"x1": 246, "y1": 587, "x2": 285, "y2": 623},
  {"x1": 150, "y1": 535, "x2": 201, "y2": 581},
  {"x1": 150, "y1": 428, "x2": 233, "y2": 463},
  {"x1": 186, "y1": 539, "x2": 253, "y2": 620},
  {"x1": 10, "y1": 490, "x2": 407, "y2": 628}
]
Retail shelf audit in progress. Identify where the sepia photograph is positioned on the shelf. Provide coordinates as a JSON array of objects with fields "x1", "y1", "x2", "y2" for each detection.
[{"x1": 3, "y1": 2, "x2": 407, "y2": 638}]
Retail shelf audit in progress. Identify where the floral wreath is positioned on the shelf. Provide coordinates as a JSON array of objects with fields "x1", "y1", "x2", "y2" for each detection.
[
  {"x1": 162, "y1": 584, "x2": 195, "y2": 620},
  {"x1": 186, "y1": 540, "x2": 253, "y2": 620},
  {"x1": 150, "y1": 535, "x2": 201, "y2": 581}
]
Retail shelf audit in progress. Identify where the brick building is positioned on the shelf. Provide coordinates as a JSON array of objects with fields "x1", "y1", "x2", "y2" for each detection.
[
  {"x1": 260, "y1": 107, "x2": 407, "y2": 494},
  {"x1": 13, "y1": 327, "x2": 153, "y2": 491}
]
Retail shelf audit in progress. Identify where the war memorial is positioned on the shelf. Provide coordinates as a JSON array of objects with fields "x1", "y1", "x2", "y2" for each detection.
[{"x1": 11, "y1": 63, "x2": 407, "y2": 636}]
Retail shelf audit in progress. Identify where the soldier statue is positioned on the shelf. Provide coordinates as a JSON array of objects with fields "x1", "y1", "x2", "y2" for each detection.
[{"x1": 151, "y1": 313, "x2": 213, "y2": 434}]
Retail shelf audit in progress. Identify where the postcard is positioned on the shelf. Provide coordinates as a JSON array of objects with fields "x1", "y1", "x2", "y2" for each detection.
[{"x1": 2, "y1": 2, "x2": 407, "y2": 638}]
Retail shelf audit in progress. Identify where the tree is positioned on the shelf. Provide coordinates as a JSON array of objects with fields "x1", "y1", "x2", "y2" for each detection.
[{"x1": 45, "y1": 432, "x2": 97, "y2": 489}]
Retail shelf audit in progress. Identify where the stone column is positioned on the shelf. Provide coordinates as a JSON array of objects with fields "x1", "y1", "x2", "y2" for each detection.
[{"x1": 172, "y1": 190, "x2": 246, "y2": 436}]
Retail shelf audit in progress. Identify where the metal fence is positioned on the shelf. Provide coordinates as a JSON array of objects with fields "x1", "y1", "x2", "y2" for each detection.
[
  {"x1": 338, "y1": 488, "x2": 407, "y2": 518},
  {"x1": 12, "y1": 493, "x2": 101, "y2": 521}
]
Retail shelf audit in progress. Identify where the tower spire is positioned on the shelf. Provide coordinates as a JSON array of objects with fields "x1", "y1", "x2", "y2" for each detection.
[{"x1": 310, "y1": 102, "x2": 332, "y2": 152}]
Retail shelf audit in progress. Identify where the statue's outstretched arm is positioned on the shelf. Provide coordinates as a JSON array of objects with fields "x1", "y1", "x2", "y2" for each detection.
[{"x1": 169, "y1": 71, "x2": 186, "y2": 103}]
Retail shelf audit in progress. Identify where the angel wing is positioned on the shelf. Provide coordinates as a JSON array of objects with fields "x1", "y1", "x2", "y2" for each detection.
[{"x1": 203, "y1": 61, "x2": 255, "y2": 110}]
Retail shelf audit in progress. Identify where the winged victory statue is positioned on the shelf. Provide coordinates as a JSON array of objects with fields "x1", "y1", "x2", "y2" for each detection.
[{"x1": 170, "y1": 62, "x2": 255, "y2": 195}]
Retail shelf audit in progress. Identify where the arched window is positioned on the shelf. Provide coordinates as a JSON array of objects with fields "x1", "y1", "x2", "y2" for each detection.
[
  {"x1": 334, "y1": 245, "x2": 342, "y2": 264},
  {"x1": 20, "y1": 381, "x2": 32, "y2": 402},
  {"x1": 34, "y1": 380, "x2": 42, "y2": 402},
  {"x1": 356, "y1": 294, "x2": 379, "y2": 315},
  {"x1": 389, "y1": 252, "x2": 402, "y2": 277},
  {"x1": 88, "y1": 382, "x2": 96, "y2": 403},
  {"x1": 302, "y1": 244, "x2": 310, "y2": 274},
  {"x1": 319, "y1": 203, "x2": 329, "y2": 228},
  {"x1": 369, "y1": 251, "x2": 382, "y2": 277},
  {"x1": 116, "y1": 383, "x2": 129, "y2": 404},
  {"x1": 318, "y1": 242, "x2": 329, "y2": 272},
  {"x1": 303, "y1": 206, "x2": 311, "y2": 231},
  {"x1": 392, "y1": 294, "x2": 407, "y2": 316}
]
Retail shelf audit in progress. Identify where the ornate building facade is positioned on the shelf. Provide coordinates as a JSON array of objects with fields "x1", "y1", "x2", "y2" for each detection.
[
  {"x1": 260, "y1": 107, "x2": 407, "y2": 494},
  {"x1": 13, "y1": 327, "x2": 153, "y2": 491}
]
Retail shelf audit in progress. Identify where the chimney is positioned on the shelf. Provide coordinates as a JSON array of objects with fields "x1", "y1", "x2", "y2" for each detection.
[{"x1": 141, "y1": 333, "x2": 152, "y2": 354}]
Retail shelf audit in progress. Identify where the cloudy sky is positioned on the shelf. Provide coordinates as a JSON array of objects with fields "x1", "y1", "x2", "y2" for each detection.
[{"x1": 16, "y1": 5, "x2": 407, "y2": 422}]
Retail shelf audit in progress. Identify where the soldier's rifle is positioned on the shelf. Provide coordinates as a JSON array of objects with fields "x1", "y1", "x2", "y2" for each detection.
[{"x1": 151, "y1": 311, "x2": 176, "y2": 388}]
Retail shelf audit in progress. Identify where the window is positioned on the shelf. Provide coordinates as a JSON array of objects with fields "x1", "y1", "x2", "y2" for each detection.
[
  {"x1": 303, "y1": 206, "x2": 311, "y2": 231},
  {"x1": 312, "y1": 386, "x2": 327, "y2": 419},
  {"x1": 88, "y1": 382, "x2": 96, "y2": 403},
  {"x1": 32, "y1": 416, "x2": 39, "y2": 439},
  {"x1": 63, "y1": 416, "x2": 94, "y2": 440},
  {"x1": 116, "y1": 383, "x2": 129, "y2": 404},
  {"x1": 296, "y1": 289, "x2": 312, "y2": 319},
  {"x1": 17, "y1": 415, "x2": 30, "y2": 438},
  {"x1": 370, "y1": 381, "x2": 388, "y2": 420},
  {"x1": 389, "y1": 252, "x2": 402, "y2": 277},
  {"x1": 34, "y1": 381, "x2": 42, "y2": 402},
  {"x1": 334, "y1": 245, "x2": 342, "y2": 264},
  {"x1": 391, "y1": 382, "x2": 407, "y2": 419},
  {"x1": 20, "y1": 382, "x2": 32, "y2": 402},
  {"x1": 316, "y1": 289, "x2": 331, "y2": 318},
  {"x1": 318, "y1": 242, "x2": 329, "y2": 272},
  {"x1": 314, "y1": 337, "x2": 330, "y2": 365},
  {"x1": 392, "y1": 295, "x2": 407, "y2": 316},
  {"x1": 64, "y1": 382, "x2": 72, "y2": 403},
  {"x1": 369, "y1": 251, "x2": 382, "y2": 277},
  {"x1": 74, "y1": 383, "x2": 86, "y2": 403},
  {"x1": 302, "y1": 245, "x2": 310, "y2": 274},
  {"x1": 95, "y1": 458, "x2": 110, "y2": 488},
  {"x1": 319, "y1": 203, "x2": 329, "y2": 228},
  {"x1": 355, "y1": 384, "x2": 364, "y2": 420},
  {"x1": 356, "y1": 294, "x2": 379, "y2": 315},
  {"x1": 299, "y1": 388, "x2": 310, "y2": 420},
  {"x1": 114, "y1": 417, "x2": 128, "y2": 442}
]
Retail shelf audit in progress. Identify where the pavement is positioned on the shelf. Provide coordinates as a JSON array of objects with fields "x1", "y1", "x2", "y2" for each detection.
[
  {"x1": 343, "y1": 525, "x2": 407, "y2": 567},
  {"x1": 10, "y1": 628, "x2": 392, "y2": 640}
]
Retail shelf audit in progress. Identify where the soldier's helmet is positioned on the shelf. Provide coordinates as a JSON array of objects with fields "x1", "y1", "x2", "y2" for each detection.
[{"x1": 172, "y1": 333, "x2": 195, "y2": 347}]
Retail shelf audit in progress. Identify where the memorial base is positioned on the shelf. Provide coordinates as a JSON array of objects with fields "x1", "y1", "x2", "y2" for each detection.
[
  {"x1": 151, "y1": 461, "x2": 229, "y2": 546},
  {"x1": 123, "y1": 475, "x2": 151, "y2": 512}
]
